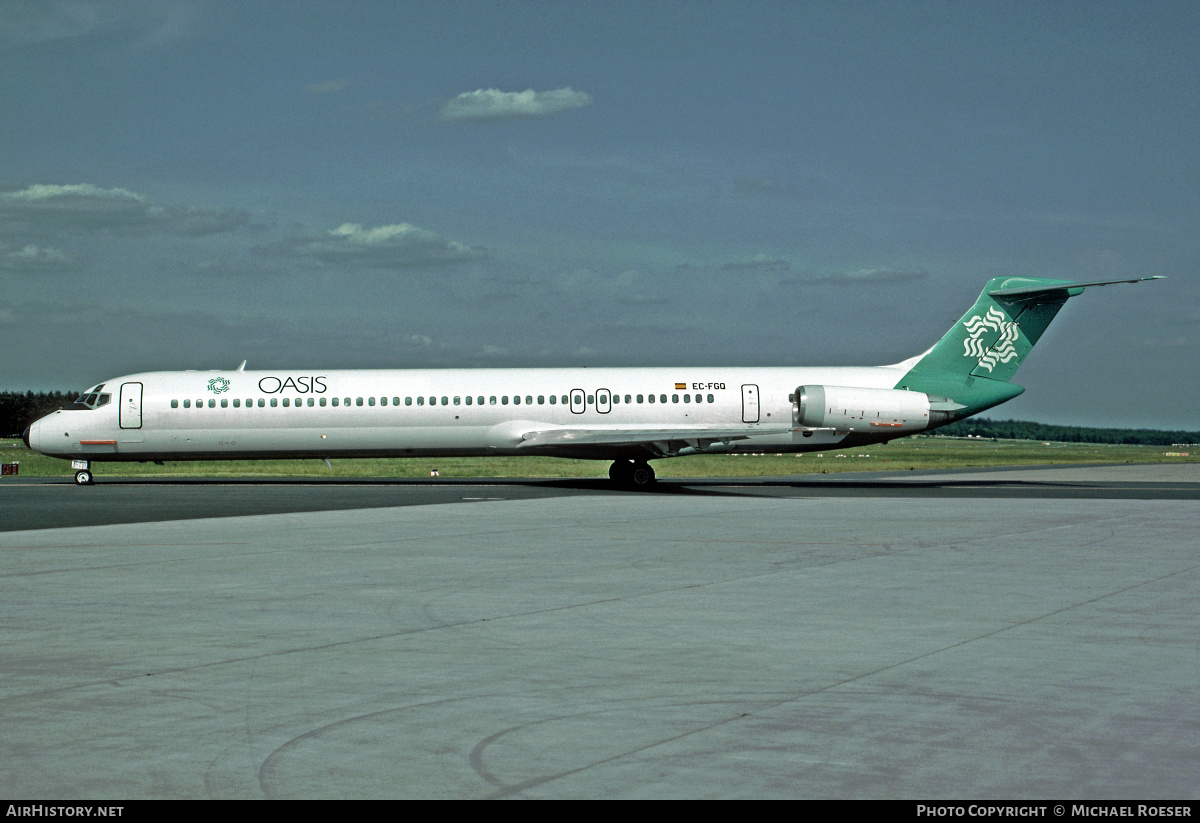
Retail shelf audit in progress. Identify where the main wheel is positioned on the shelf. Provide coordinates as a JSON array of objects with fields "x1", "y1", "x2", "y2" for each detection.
[
  {"x1": 609, "y1": 460, "x2": 633, "y2": 484},
  {"x1": 628, "y1": 461, "x2": 656, "y2": 489},
  {"x1": 74, "y1": 470, "x2": 93, "y2": 485}
]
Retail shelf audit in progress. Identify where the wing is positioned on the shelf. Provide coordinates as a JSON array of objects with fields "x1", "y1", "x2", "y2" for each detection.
[{"x1": 515, "y1": 426, "x2": 796, "y2": 454}]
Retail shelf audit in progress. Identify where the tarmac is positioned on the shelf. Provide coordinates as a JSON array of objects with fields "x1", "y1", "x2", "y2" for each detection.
[{"x1": 2, "y1": 464, "x2": 1198, "y2": 798}]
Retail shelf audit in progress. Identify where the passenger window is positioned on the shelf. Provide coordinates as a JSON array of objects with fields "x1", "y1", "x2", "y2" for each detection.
[
  {"x1": 683, "y1": 394, "x2": 690, "y2": 403},
  {"x1": 660, "y1": 394, "x2": 667, "y2": 403},
  {"x1": 319, "y1": 397, "x2": 326, "y2": 407},
  {"x1": 454, "y1": 396, "x2": 460, "y2": 405},
  {"x1": 465, "y1": 396, "x2": 472, "y2": 405},
  {"x1": 513, "y1": 395, "x2": 520, "y2": 405},
  {"x1": 672, "y1": 394, "x2": 679, "y2": 403},
  {"x1": 258, "y1": 398, "x2": 265, "y2": 407},
  {"x1": 538, "y1": 395, "x2": 544, "y2": 404},
  {"x1": 332, "y1": 397, "x2": 340, "y2": 407},
  {"x1": 502, "y1": 396, "x2": 509, "y2": 405},
  {"x1": 707, "y1": 394, "x2": 714, "y2": 403},
  {"x1": 182, "y1": 399, "x2": 189, "y2": 409},
  {"x1": 417, "y1": 397, "x2": 424, "y2": 406},
  {"x1": 441, "y1": 397, "x2": 448, "y2": 405},
  {"x1": 393, "y1": 397, "x2": 400, "y2": 406},
  {"x1": 648, "y1": 394, "x2": 655, "y2": 403},
  {"x1": 625, "y1": 395, "x2": 632, "y2": 404},
  {"x1": 282, "y1": 398, "x2": 290, "y2": 407},
  {"x1": 307, "y1": 398, "x2": 314, "y2": 407},
  {"x1": 526, "y1": 396, "x2": 532, "y2": 405},
  {"x1": 405, "y1": 397, "x2": 412, "y2": 406},
  {"x1": 356, "y1": 397, "x2": 363, "y2": 406},
  {"x1": 219, "y1": 399, "x2": 228, "y2": 408},
  {"x1": 428, "y1": 397, "x2": 436, "y2": 406},
  {"x1": 344, "y1": 398, "x2": 351, "y2": 406},
  {"x1": 368, "y1": 397, "x2": 376, "y2": 406},
  {"x1": 562, "y1": 395, "x2": 569, "y2": 404},
  {"x1": 171, "y1": 399, "x2": 179, "y2": 408},
  {"x1": 587, "y1": 395, "x2": 594, "y2": 404},
  {"x1": 270, "y1": 398, "x2": 278, "y2": 407},
  {"x1": 209, "y1": 399, "x2": 216, "y2": 408},
  {"x1": 549, "y1": 395, "x2": 556, "y2": 405},
  {"x1": 477, "y1": 396, "x2": 484, "y2": 405},
  {"x1": 637, "y1": 395, "x2": 643, "y2": 403}
]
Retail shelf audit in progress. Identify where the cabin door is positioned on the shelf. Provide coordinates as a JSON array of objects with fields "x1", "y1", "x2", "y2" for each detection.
[
  {"x1": 119, "y1": 382, "x2": 143, "y2": 429},
  {"x1": 741, "y1": 384, "x2": 760, "y2": 423}
]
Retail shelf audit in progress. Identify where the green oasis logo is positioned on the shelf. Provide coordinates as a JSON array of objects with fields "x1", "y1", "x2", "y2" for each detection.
[{"x1": 207, "y1": 377, "x2": 231, "y2": 394}]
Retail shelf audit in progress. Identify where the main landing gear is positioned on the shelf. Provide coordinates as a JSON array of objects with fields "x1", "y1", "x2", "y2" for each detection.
[{"x1": 609, "y1": 459, "x2": 656, "y2": 489}]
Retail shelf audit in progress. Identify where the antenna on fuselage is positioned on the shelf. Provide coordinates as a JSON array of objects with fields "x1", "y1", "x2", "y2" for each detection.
[{"x1": 237, "y1": 360, "x2": 247, "y2": 371}]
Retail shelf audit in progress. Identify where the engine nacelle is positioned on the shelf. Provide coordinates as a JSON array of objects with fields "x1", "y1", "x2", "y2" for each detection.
[{"x1": 794, "y1": 385, "x2": 948, "y2": 433}]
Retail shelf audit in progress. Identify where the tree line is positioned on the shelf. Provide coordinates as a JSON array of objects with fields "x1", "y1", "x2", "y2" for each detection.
[
  {"x1": 1, "y1": 391, "x2": 80, "y2": 436},
  {"x1": 936, "y1": 417, "x2": 1200, "y2": 446}
]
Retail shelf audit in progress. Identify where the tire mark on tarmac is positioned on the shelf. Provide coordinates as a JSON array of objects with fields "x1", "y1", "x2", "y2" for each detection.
[
  {"x1": 255, "y1": 696, "x2": 476, "y2": 799},
  {"x1": 473, "y1": 561, "x2": 1200, "y2": 798}
]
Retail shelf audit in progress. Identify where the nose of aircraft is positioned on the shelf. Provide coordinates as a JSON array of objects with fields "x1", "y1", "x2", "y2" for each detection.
[{"x1": 22, "y1": 425, "x2": 31, "y2": 448}]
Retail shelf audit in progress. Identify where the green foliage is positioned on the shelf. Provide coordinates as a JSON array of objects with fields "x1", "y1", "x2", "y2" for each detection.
[
  {"x1": 2, "y1": 438, "x2": 1194, "y2": 480},
  {"x1": 938, "y1": 417, "x2": 1200, "y2": 446},
  {"x1": 0, "y1": 391, "x2": 79, "y2": 436}
]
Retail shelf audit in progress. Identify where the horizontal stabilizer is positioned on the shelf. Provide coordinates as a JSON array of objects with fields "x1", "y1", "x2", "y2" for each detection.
[{"x1": 988, "y1": 276, "x2": 1163, "y2": 299}]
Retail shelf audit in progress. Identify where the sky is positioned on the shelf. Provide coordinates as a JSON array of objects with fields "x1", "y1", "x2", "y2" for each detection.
[{"x1": 1, "y1": 0, "x2": 1197, "y2": 429}]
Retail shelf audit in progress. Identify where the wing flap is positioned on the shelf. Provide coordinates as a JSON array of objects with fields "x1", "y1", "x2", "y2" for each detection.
[{"x1": 516, "y1": 426, "x2": 794, "y2": 449}]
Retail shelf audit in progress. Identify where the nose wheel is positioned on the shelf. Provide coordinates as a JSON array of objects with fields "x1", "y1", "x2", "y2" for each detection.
[
  {"x1": 609, "y1": 460, "x2": 656, "y2": 489},
  {"x1": 74, "y1": 469, "x2": 94, "y2": 485}
]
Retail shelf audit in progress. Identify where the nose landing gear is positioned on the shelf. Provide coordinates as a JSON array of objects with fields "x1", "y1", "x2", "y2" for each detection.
[
  {"x1": 609, "y1": 459, "x2": 656, "y2": 489},
  {"x1": 72, "y1": 460, "x2": 94, "y2": 485}
]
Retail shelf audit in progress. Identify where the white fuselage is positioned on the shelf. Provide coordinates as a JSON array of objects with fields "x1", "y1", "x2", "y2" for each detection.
[{"x1": 26, "y1": 364, "x2": 920, "y2": 463}]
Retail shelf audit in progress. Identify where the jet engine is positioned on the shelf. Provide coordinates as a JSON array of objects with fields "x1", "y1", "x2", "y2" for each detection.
[{"x1": 793, "y1": 385, "x2": 962, "y2": 433}]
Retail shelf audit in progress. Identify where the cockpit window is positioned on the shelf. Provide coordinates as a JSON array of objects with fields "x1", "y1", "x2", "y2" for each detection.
[{"x1": 69, "y1": 392, "x2": 112, "y2": 411}]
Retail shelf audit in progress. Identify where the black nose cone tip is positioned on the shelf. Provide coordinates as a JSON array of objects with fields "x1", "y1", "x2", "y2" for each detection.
[{"x1": 22, "y1": 426, "x2": 31, "y2": 448}]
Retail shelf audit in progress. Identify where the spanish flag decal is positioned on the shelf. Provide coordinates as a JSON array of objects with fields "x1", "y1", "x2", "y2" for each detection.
[{"x1": 674, "y1": 383, "x2": 687, "y2": 390}]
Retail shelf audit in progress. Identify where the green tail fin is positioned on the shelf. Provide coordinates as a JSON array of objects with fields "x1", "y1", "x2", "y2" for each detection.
[{"x1": 895, "y1": 276, "x2": 1161, "y2": 417}]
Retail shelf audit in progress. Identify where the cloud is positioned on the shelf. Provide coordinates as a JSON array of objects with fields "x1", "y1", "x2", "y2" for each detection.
[
  {"x1": 438, "y1": 88, "x2": 592, "y2": 122},
  {"x1": 0, "y1": 242, "x2": 77, "y2": 272},
  {"x1": 720, "y1": 254, "x2": 791, "y2": 272},
  {"x1": 833, "y1": 268, "x2": 927, "y2": 284},
  {"x1": 778, "y1": 267, "x2": 928, "y2": 286},
  {"x1": 169, "y1": 206, "x2": 253, "y2": 236},
  {"x1": 0, "y1": 184, "x2": 164, "y2": 231},
  {"x1": 0, "y1": 183, "x2": 251, "y2": 237},
  {"x1": 733, "y1": 175, "x2": 830, "y2": 202},
  {"x1": 556, "y1": 268, "x2": 641, "y2": 292},
  {"x1": 0, "y1": 0, "x2": 199, "y2": 47},
  {"x1": 1141, "y1": 335, "x2": 1188, "y2": 349},
  {"x1": 307, "y1": 79, "x2": 351, "y2": 95},
  {"x1": 297, "y1": 222, "x2": 487, "y2": 269}
]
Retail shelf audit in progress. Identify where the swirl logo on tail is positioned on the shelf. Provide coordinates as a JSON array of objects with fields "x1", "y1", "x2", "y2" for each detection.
[{"x1": 962, "y1": 306, "x2": 1020, "y2": 372}]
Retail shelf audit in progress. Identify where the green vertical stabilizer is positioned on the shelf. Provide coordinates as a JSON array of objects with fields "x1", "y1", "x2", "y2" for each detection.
[{"x1": 895, "y1": 276, "x2": 1159, "y2": 417}]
